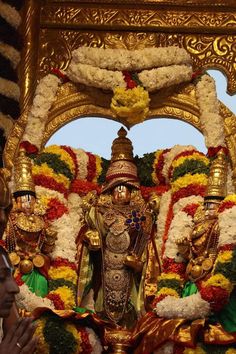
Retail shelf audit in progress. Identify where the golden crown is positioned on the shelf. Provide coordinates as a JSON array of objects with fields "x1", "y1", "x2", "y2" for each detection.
[
  {"x1": 102, "y1": 128, "x2": 139, "y2": 193},
  {"x1": 13, "y1": 149, "x2": 35, "y2": 195},
  {"x1": 205, "y1": 149, "x2": 227, "y2": 201}
]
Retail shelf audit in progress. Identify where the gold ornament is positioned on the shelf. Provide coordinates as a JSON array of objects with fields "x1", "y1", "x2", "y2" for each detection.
[
  {"x1": 205, "y1": 150, "x2": 227, "y2": 201},
  {"x1": 102, "y1": 128, "x2": 140, "y2": 193},
  {"x1": 33, "y1": 254, "x2": 45, "y2": 268},
  {"x1": 19, "y1": 259, "x2": 33, "y2": 274},
  {"x1": 9, "y1": 252, "x2": 20, "y2": 266},
  {"x1": 13, "y1": 149, "x2": 35, "y2": 195},
  {"x1": 15, "y1": 213, "x2": 45, "y2": 233},
  {"x1": 202, "y1": 258, "x2": 213, "y2": 271}
]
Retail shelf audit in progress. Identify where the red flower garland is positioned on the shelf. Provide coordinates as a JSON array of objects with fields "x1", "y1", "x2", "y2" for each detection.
[
  {"x1": 207, "y1": 146, "x2": 229, "y2": 158},
  {"x1": 46, "y1": 198, "x2": 68, "y2": 221},
  {"x1": 51, "y1": 68, "x2": 69, "y2": 83},
  {"x1": 218, "y1": 244, "x2": 235, "y2": 252},
  {"x1": 19, "y1": 141, "x2": 39, "y2": 154},
  {"x1": 14, "y1": 272, "x2": 24, "y2": 286},
  {"x1": 51, "y1": 258, "x2": 77, "y2": 271},
  {"x1": 182, "y1": 203, "x2": 200, "y2": 217},
  {"x1": 172, "y1": 184, "x2": 206, "y2": 204},
  {"x1": 154, "y1": 149, "x2": 170, "y2": 185},
  {"x1": 34, "y1": 174, "x2": 68, "y2": 197},
  {"x1": 122, "y1": 71, "x2": 137, "y2": 89},
  {"x1": 218, "y1": 201, "x2": 236, "y2": 214},
  {"x1": 46, "y1": 293, "x2": 65, "y2": 310},
  {"x1": 162, "y1": 258, "x2": 186, "y2": 276},
  {"x1": 86, "y1": 152, "x2": 97, "y2": 182},
  {"x1": 61, "y1": 145, "x2": 78, "y2": 178},
  {"x1": 79, "y1": 327, "x2": 93, "y2": 354},
  {"x1": 70, "y1": 179, "x2": 101, "y2": 196},
  {"x1": 140, "y1": 185, "x2": 169, "y2": 201},
  {"x1": 200, "y1": 285, "x2": 229, "y2": 312}
]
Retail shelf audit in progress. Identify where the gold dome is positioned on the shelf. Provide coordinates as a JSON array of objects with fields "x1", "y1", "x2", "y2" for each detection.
[{"x1": 205, "y1": 149, "x2": 227, "y2": 201}]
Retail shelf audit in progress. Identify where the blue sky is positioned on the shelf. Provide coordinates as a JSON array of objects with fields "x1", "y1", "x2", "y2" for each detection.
[{"x1": 47, "y1": 70, "x2": 236, "y2": 158}]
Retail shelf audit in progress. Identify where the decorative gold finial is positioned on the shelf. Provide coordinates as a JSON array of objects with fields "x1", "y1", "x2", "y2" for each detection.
[
  {"x1": 102, "y1": 128, "x2": 139, "y2": 193},
  {"x1": 111, "y1": 127, "x2": 134, "y2": 162},
  {"x1": 13, "y1": 149, "x2": 35, "y2": 196},
  {"x1": 205, "y1": 149, "x2": 227, "y2": 201}
]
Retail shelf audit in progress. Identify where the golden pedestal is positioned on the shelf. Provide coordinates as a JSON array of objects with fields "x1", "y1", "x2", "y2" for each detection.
[{"x1": 104, "y1": 328, "x2": 133, "y2": 354}]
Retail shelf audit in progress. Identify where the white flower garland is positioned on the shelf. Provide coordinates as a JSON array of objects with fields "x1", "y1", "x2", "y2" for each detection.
[
  {"x1": 73, "y1": 148, "x2": 89, "y2": 180},
  {"x1": 67, "y1": 62, "x2": 192, "y2": 92},
  {"x1": 86, "y1": 327, "x2": 103, "y2": 354},
  {"x1": 173, "y1": 195, "x2": 203, "y2": 215},
  {"x1": 16, "y1": 283, "x2": 55, "y2": 312},
  {"x1": 156, "y1": 190, "x2": 172, "y2": 254},
  {"x1": 139, "y1": 65, "x2": 192, "y2": 92},
  {"x1": 35, "y1": 185, "x2": 68, "y2": 207},
  {"x1": 218, "y1": 205, "x2": 236, "y2": 247},
  {"x1": 71, "y1": 46, "x2": 192, "y2": 71},
  {"x1": 154, "y1": 292, "x2": 210, "y2": 319},
  {"x1": 195, "y1": 74, "x2": 225, "y2": 148},
  {"x1": 164, "y1": 210, "x2": 193, "y2": 261},
  {"x1": 0, "y1": 41, "x2": 20, "y2": 69},
  {"x1": 0, "y1": 1, "x2": 21, "y2": 29},
  {"x1": 22, "y1": 74, "x2": 61, "y2": 148},
  {"x1": 50, "y1": 193, "x2": 83, "y2": 262},
  {"x1": 0, "y1": 76, "x2": 20, "y2": 101},
  {"x1": 0, "y1": 112, "x2": 13, "y2": 137},
  {"x1": 162, "y1": 145, "x2": 196, "y2": 182},
  {"x1": 154, "y1": 342, "x2": 174, "y2": 354}
]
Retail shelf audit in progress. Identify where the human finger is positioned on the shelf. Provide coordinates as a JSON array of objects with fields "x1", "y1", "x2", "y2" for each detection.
[
  {"x1": 11, "y1": 318, "x2": 33, "y2": 346},
  {"x1": 4, "y1": 318, "x2": 23, "y2": 344},
  {"x1": 20, "y1": 337, "x2": 38, "y2": 354},
  {"x1": 16, "y1": 321, "x2": 36, "y2": 349}
]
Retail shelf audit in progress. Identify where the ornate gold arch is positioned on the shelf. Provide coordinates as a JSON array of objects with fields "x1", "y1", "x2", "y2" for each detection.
[{"x1": 4, "y1": 0, "x2": 236, "y2": 187}]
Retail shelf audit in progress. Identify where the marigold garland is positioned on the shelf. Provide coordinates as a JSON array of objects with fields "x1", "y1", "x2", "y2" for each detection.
[
  {"x1": 111, "y1": 86, "x2": 150, "y2": 125},
  {"x1": 48, "y1": 266, "x2": 77, "y2": 285}
]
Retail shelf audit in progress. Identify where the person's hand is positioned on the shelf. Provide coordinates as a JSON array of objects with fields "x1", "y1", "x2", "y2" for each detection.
[{"x1": 0, "y1": 317, "x2": 38, "y2": 354}]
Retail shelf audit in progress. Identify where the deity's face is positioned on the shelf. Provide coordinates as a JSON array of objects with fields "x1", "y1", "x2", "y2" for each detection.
[
  {"x1": 204, "y1": 201, "x2": 219, "y2": 217},
  {"x1": 15, "y1": 194, "x2": 36, "y2": 215},
  {"x1": 112, "y1": 185, "x2": 131, "y2": 205}
]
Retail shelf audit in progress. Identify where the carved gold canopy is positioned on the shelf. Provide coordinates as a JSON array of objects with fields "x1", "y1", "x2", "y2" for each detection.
[{"x1": 4, "y1": 0, "x2": 236, "y2": 186}]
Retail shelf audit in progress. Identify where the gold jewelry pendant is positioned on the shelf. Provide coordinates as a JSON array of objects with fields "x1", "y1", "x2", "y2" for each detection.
[
  {"x1": 9, "y1": 252, "x2": 20, "y2": 266},
  {"x1": 33, "y1": 254, "x2": 45, "y2": 268},
  {"x1": 19, "y1": 259, "x2": 33, "y2": 274},
  {"x1": 202, "y1": 258, "x2": 213, "y2": 271}
]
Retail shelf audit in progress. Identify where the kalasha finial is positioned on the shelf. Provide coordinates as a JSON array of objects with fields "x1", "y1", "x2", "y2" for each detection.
[
  {"x1": 111, "y1": 127, "x2": 134, "y2": 162},
  {"x1": 13, "y1": 148, "x2": 35, "y2": 197},
  {"x1": 205, "y1": 149, "x2": 228, "y2": 202}
]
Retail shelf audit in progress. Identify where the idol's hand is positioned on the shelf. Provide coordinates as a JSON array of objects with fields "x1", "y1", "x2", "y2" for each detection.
[
  {"x1": 124, "y1": 254, "x2": 143, "y2": 273},
  {"x1": 84, "y1": 229, "x2": 101, "y2": 250}
]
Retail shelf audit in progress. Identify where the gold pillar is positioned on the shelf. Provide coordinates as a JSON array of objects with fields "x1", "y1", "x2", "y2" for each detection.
[{"x1": 19, "y1": 0, "x2": 42, "y2": 113}]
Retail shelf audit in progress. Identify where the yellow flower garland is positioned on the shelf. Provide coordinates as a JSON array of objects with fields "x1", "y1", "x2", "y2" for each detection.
[
  {"x1": 151, "y1": 150, "x2": 164, "y2": 185},
  {"x1": 203, "y1": 274, "x2": 233, "y2": 293},
  {"x1": 172, "y1": 153, "x2": 209, "y2": 169},
  {"x1": 34, "y1": 318, "x2": 49, "y2": 354},
  {"x1": 33, "y1": 164, "x2": 70, "y2": 189},
  {"x1": 172, "y1": 173, "x2": 208, "y2": 193},
  {"x1": 50, "y1": 286, "x2": 76, "y2": 309},
  {"x1": 156, "y1": 287, "x2": 179, "y2": 298},
  {"x1": 93, "y1": 154, "x2": 102, "y2": 183},
  {"x1": 45, "y1": 145, "x2": 76, "y2": 175},
  {"x1": 183, "y1": 346, "x2": 206, "y2": 354},
  {"x1": 49, "y1": 266, "x2": 77, "y2": 285},
  {"x1": 158, "y1": 272, "x2": 182, "y2": 282},
  {"x1": 111, "y1": 86, "x2": 150, "y2": 125},
  {"x1": 224, "y1": 194, "x2": 236, "y2": 203},
  {"x1": 65, "y1": 323, "x2": 82, "y2": 354},
  {"x1": 217, "y1": 250, "x2": 233, "y2": 263}
]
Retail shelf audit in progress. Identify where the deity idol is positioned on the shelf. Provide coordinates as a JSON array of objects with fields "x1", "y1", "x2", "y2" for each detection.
[
  {"x1": 133, "y1": 150, "x2": 236, "y2": 353},
  {"x1": 77, "y1": 128, "x2": 160, "y2": 330},
  {"x1": 3, "y1": 149, "x2": 56, "y2": 298}
]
